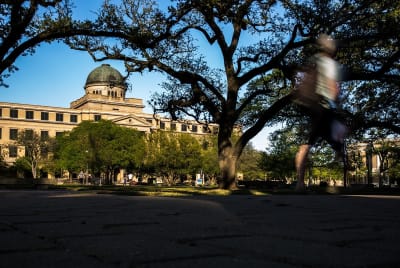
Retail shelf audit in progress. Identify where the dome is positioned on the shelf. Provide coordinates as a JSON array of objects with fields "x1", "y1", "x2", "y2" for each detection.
[{"x1": 85, "y1": 64, "x2": 126, "y2": 88}]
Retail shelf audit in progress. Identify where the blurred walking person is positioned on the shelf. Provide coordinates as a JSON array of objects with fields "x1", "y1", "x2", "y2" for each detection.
[{"x1": 294, "y1": 34, "x2": 347, "y2": 192}]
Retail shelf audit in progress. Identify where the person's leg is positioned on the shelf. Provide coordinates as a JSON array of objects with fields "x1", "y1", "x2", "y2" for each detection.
[
  {"x1": 295, "y1": 144, "x2": 311, "y2": 191},
  {"x1": 326, "y1": 116, "x2": 347, "y2": 162},
  {"x1": 295, "y1": 106, "x2": 323, "y2": 191}
]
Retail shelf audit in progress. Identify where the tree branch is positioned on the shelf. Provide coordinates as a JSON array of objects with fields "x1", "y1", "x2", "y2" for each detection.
[
  {"x1": 0, "y1": 27, "x2": 137, "y2": 75},
  {"x1": 237, "y1": 24, "x2": 309, "y2": 87},
  {"x1": 235, "y1": 93, "x2": 294, "y2": 154}
]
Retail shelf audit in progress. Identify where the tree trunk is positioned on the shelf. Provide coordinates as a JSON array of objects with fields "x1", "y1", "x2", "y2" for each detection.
[
  {"x1": 218, "y1": 146, "x2": 239, "y2": 190},
  {"x1": 31, "y1": 159, "x2": 38, "y2": 179}
]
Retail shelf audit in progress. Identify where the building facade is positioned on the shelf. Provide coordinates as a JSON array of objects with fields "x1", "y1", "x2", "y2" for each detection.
[
  {"x1": 347, "y1": 141, "x2": 400, "y2": 186},
  {"x1": 0, "y1": 64, "x2": 219, "y2": 168}
]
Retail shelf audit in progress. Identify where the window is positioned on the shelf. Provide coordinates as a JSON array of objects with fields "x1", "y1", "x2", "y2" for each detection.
[
  {"x1": 70, "y1": 114, "x2": 78, "y2": 123},
  {"x1": 9, "y1": 145, "x2": 17, "y2": 158},
  {"x1": 9, "y1": 129, "x2": 18, "y2": 140},
  {"x1": 191, "y1": 125, "x2": 198, "y2": 133},
  {"x1": 41, "y1": 131, "x2": 49, "y2": 140},
  {"x1": 41, "y1": 147, "x2": 48, "y2": 158},
  {"x1": 202, "y1": 126, "x2": 210, "y2": 133},
  {"x1": 26, "y1": 111, "x2": 34, "y2": 119},
  {"x1": 25, "y1": 129, "x2": 33, "y2": 140},
  {"x1": 0, "y1": 128, "x2": 2, "y2": 139},
  {"x1": 0, "y1": 108, "x2": 2, "y2": 117},
  {"x1": 160, "y1": 122, "x2": 165, "y2": 130},
  {"x1": 171, "y1": 123, "x2": 176, "y2": 131},
  {"x1": 56, "y1": 113, "x2": 63, "y2": 122},
  {"x1": 55, "y1": 131, "x2": 63, "y2": 137},
  {"x1": 41, "y1": 112, "x2": 49, "y2": 120},
  {"x1": 10, "y1": 109, "x2": 18, "y2": 118},
  {"x1": 181, "y1": 124, "x2": 187, "y2": 132},
  {"x1": 94, "y1": 114, "x2": 101, "y2": 121}
]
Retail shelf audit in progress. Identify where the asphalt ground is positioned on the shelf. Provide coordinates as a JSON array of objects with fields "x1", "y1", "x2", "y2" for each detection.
[{"x1": 0, "y1": 189, "x2": 399, "y2": 268}]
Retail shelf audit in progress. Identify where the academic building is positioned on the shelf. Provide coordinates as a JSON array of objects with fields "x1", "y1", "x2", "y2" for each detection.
[
  {"x1": 346, "y1": 141, "x2": 400, "y2": 187},
  {"x1": 0, "y1": 64, "x2": 219, "y2": 172}
]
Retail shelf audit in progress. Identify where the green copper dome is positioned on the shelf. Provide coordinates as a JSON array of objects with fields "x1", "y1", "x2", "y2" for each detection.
[{"x1": 85, "y1": 64, "x2": 126, "y2": 88}]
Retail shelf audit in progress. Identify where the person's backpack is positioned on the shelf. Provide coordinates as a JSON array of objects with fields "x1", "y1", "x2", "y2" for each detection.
[{"x1": 292, "y1": 66, "x2": 321, "y2": 110}]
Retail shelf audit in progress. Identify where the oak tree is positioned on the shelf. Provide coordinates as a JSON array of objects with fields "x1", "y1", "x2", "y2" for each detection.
[
  {"x1": 15, "y1": 129, "x2": 52, "y2": 178},
  {"x1": 54, "y1": 120, "x2": 145, "y2": 183}
]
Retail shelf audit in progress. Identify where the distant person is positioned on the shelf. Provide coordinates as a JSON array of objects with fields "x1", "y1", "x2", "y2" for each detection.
[
  {"x1": 123, "y1": 174, "x2": 127, "y2": 186},
  {"x1": 295, "y1": 34, "x2": 347, "y2": 192}
]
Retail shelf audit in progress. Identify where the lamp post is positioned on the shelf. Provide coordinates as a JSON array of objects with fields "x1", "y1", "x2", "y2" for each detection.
[
  {"x1": 366, "y1": 141, "x2": 373, "y2": 186},
  {"x1": 85, "y1": 150, "x2": 89, "y2": 185},
  {"x1": 343, "y1": 141, "x2": 348, "y2": 188}
]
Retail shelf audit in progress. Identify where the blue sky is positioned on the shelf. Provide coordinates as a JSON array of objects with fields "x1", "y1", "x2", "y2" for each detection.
[
  {"x1": 2, "y1": 0, "x2": 162, "y2": 113},
  {"x1": 0, "y1": 0, "x2": 271, "y2": 151},
  {"x1": 2, "y1": 41, "x2": 163, "y2": 113}
]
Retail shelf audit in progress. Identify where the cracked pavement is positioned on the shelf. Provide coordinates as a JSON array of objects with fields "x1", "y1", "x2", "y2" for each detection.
[{"x1": 0, "y1": 190, "x2": 399, "y2": 268}]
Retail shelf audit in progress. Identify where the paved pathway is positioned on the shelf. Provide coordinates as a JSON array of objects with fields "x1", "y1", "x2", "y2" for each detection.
[{"x1": 0, "y1": 190, "x2": 399, "y2": 268}]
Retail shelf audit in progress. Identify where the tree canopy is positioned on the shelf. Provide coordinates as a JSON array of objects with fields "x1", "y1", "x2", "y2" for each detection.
[
  {"x1": 259, "y1": 128, "x2": 298, "y2": 181},
  {"x1": 54, "y1": 120, "x2": 145, "y2": 182},
  {"x1": 15, "y1": 129, "x2": 53, "y2": 178},
  {"x1": 143, "y1": 131, "x2": 205, "y2": 184}
]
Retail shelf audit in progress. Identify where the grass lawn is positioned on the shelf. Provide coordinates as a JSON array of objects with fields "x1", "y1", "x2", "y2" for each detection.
[
  {"x1": 54, "y1": 184, "x2": 273, "y2": 197},
  {"x1": 1, "y1": 179, "x2": 399, "y2": 197}
]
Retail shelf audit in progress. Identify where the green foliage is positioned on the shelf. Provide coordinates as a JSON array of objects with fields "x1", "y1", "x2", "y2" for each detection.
[
  {"x1": 199, "y1": 136, "x2": 219, "y2": 183},
  {"x1": 144, "y1": 131, "x2": 205, "y2": 184},
  {"x1": 0, "y1": 148, "x2": 7, "y2": 169},
  {"x1": 371, "y1": 138, "x2": 400, "y2": 184},
  {"x1": 237, "y1": 144, "x2": 265, "y2": 180},
  {"x1": 14, "y1": 157, "x2": 32, "y2": 178},
  {"x1": 310, "y1": 145, "x2": 343, "y2": 181},
  {"x1": 259, "y1": 127, "x2": 345, "y2": 182},
  {"x1": 54, "y1": 121, "x2": 222, "y2": 184},
  {"x1": 15, "y1": 129, "x2": 53, "y2": 178},
  {"x1": 54, "y1": 120, "x2": 145, "y2": 178},
  {"x1": 259, "y1": 128, "x2": 299, "y2": 180}
]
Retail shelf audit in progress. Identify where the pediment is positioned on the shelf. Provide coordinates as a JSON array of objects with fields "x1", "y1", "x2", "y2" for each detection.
[{"x1": 111, "y1": 114, "x2": 152, "y2": 128}]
